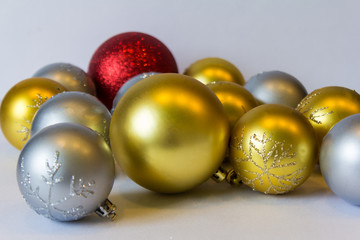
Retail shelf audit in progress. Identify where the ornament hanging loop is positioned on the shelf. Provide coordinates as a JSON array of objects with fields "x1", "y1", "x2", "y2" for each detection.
[
  {"x1": 95, "y1": 199, "x2": 117, "y2": 221},
  {"x1": 212, "y1": 167, "x2": 227, "y2": 183}
]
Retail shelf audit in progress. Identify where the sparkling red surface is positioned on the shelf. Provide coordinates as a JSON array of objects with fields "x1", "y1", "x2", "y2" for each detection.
[{"x1": 88, "y1": 32, "x2": 178, "y2": 109}]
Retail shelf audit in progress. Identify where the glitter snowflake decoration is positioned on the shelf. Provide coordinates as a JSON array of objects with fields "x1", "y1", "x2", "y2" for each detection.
[
  {"x1": 98, "y1": 118, "x2": 110, "y2": 146},
  {"x1": 296, "y1": 90, "x2": 333, "y2": 124},
  {"x1": 27, "y1": 93, "x2": 49, "y2": 109},
  {"x1": 16, "y1": 118, "x2": 31, "y2": 142},
  {"x1": 19, "y1": 151, "x2": 96, "y2": 220},
  {"x1": 16, "y1": 93, "x2": 49, "y2": 142},
  {"x1": 231, "y1": 127, "x2": 306, "y2": 194}
]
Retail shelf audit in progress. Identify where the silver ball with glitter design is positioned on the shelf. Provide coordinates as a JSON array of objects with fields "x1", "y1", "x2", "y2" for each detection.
[
  {"x1": 320, "y1": 113, "x2": 360, "y2": 206},
  {"x1": 17, "y1": 123, "x2": 116, "y2": 221},
  {"x1": 31, "y1": 92, "x2": 111, "y2": 145},
  {"x1": 111, "y1": 72, "x2": 159, "y2": 113},
  {"x1": 33, "y1": 63, "x2": 96, "y2": 95},
  {"x1": 245, "y1": 71, "x2": 307, "y2": 108}
]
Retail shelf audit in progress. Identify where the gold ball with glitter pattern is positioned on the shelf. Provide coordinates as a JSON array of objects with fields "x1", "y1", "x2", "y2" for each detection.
[
  {"x1": 296, "y1": 86, "x2": 360, "y2": 145},
  {"x1": 229, "y1": 104, "x2": 318, "y2": 194},
  {"x1": 0, "y1": 77, "x2": 67, "y2": 150}
]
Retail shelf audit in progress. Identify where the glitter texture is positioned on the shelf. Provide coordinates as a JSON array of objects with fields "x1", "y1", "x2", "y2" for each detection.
[
  {"x1": 296, "y1": 86, "x2": 360, "y2": 142},
  {"x1": 296, "y1": 91, "x2": 334, "y2": 124},
  {"x1": 19, "y1": 151, "x2": 96, "y2": 221},
  {"x1": 231, "y1": 127, "x2": 305, "y2": 194},
  {"x1": 27, "y1": 93, "x2": 48, "y2": 109},
  {"x1": 17, "y1": 118, "x2": 31, "y2": 142},
  {"x1": 88, "y1": 32, "x2": 178, "y2": 109}
]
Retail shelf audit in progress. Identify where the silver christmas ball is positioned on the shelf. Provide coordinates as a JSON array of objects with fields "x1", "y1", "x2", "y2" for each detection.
[
  {"x1": 111, "y1": 72, "x2": 159, "y2": 113},
  {"x1": 31, "y1": 92, "x2": 111, "y2": 145},
  {"x1": 320, "y1": 113, "x2": 360, "y2": 205},
  {"x1": 245, "y1": 71, "x2": 307, "y2": 108},
  {"x1": 17, "y1": 123, "x2": 115, "y2": 221},
  {"x1": 33, "y1": 63, "x2": 96, "y2": 95}
]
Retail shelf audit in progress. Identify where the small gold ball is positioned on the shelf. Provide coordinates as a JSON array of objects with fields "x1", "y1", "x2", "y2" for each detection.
[
  {"x1": 230, "y1": 104, "x2": 318, "y2": 194},
  {"x1": 110, "y1": 73, "x2": 230, "y2": 193},
  {"x1": 296, "y1": 86, "x2": 360, "y2": 144},
  {"x1": 184, "y1": 57, "x2": 245, "y2": 85},
  {"x1": 207, "y1": 81, "x2": 258, "y2": 129},
  {"x1": 0, "y1": 78, "x2": 67, "y2": 149}
]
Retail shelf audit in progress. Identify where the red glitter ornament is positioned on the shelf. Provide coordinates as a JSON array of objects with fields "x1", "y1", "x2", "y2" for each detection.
[{"x1": 88, "y1": 32, "x2": 178, "y2": 109}]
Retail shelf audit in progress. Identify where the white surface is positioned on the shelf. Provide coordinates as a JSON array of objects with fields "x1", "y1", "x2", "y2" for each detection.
[{"x1": 1, "y1": 0, "x2": 360, "y2": 239}]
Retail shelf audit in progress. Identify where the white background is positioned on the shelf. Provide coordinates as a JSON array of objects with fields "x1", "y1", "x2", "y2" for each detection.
[{"x1": 1, "y1": 0, "x2": 360, "y2": 239}]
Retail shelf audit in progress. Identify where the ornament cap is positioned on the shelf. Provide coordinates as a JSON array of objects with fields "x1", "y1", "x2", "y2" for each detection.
[
  {"x1": 212, "y1": 161, "x2": 241, "y2": 185},
  {"x1": 226, "y1": 169, "x2": 241, "y2": 185},
  {"x1": 212, "y1": 167, "x2": 227, "y2": 183},
  {"x1": 95, "y1": 199, "x2": 117, "y2": 221}
]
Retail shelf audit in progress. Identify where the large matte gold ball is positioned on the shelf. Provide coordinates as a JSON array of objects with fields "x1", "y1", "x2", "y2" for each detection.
[
  {"x1": 230, "y1": 104, "x2": 318, "y2": 194},
  {"x1": 207, "y1": 81, "x2": 258, "y2": 129},
  {"x1": 184, "y1": 57, "x2": 245, "y2": 85},
  {"x1": 110, "y1": 73, "x2": 230, "y2": 193},
  {"x1": 0, "y1": 78, "x2": 66, "y2": 149},
  {"x1": 296, "y1": 86, "x2": 360, "y2": 144}
]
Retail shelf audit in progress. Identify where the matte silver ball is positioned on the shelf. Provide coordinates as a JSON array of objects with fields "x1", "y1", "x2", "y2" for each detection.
[
  {"x1": 33, "y1": 63, "x2": 96, "y2": 95},
  {"x1": 31, "y1": 92, "x2": 111, "y2": 145},
  {"x1": 111, "y1": 72, "x2": 159, "y2": 113},
  {"x1": 17, "y1": 123, "x2": 115, "y2": 221},
  {"x1": 245, "y1": 71, "x2": 307, "y2": 108},
  {"x1": 320, "y1": 113, "x2": 360, "y2": 205}
]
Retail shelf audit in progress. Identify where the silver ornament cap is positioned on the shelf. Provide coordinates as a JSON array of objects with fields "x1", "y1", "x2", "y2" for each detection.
[
  {"x1": 245, "y1": 71, "x2": 307, "y2": 108},
  {"x1": 31, "y1": 91, "x2": 111, "y2": 145},
  {"x1": 17, "y1": 123, "x2": 116, "y2": 221},
  {"x1": 111, "y1": 72, "x2": 159, "y2": 113},
  {"x1": 33, "y1": 63, "x2": 96, "y2": 95},
  {"x1": 320, "y1": 113, "x2": 360, "y2": 205}
]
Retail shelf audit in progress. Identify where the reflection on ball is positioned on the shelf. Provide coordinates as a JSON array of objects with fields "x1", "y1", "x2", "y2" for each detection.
[
  {"x1": 33, "y1": 63, "x2": 96, "y2": 95},
  {"x1": 207, "y1": 81, "x2": 258, "y2": 129},
  {"x1": 296, "y1": 86, "x2": 360, "y2": 144},
  {"x1": 320, "y1": 114, "x2": 360, "y2": 205},
  {"x1": 31, "y1": 92, "x2": 111, "y2": 145},
  {"x1": 245, "y1": 71, "x2": 307, "y2": 108},
  {"x1": 184, "y1": 57, "x2": 245, "y2": 85},
  {"x1": 111, "y1": 72, "x2": 159, "y2": 113}
]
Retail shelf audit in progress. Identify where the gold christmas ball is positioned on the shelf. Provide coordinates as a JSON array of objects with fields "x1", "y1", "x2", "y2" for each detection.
[
  {"x1": 110, "y1": 73, "x2": 230, "y2": 193},
  {"x1": 207, "y1": 81, "x2": 258, "y2": 129},
  {"x1": 0, "y1": 78, "x2": 67, "y2": 149},
  {"x1": 296, "y1": 86, "x2": 360, "y2": 144},
  {"x1": 184, "y1": 57, "x2": 245, "y2": 85},
  {"x1": 230, "y1": 104, "x2": 318, "y2": 194}
]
